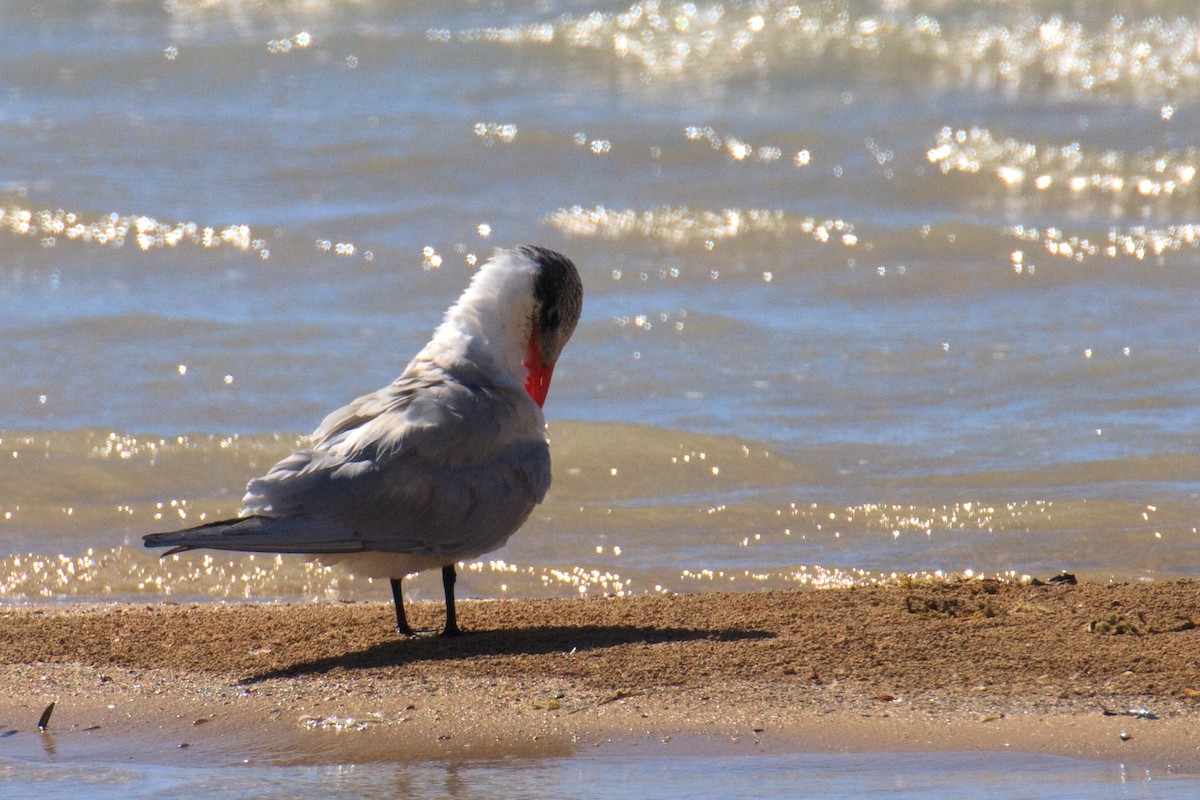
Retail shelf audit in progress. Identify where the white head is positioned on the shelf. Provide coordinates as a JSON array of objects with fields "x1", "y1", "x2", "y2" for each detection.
[{"x1": 428, "y1": 246, "x2": 583, "y2": 406}]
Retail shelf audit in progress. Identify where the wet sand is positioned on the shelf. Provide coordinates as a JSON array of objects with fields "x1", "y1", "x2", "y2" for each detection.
[{"x1": 3, "y1": 581, "x2": 1200, "y2": 769}]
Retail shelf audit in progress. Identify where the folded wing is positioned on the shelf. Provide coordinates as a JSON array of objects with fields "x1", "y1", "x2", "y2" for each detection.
[{"x1": 145, "y1": 365, "x2": 551, "y2": 560}]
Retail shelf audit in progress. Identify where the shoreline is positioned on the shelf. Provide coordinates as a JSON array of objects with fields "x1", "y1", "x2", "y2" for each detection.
[{"x1": 3, "y1": 582, "x2": 1200, "y2": 769}]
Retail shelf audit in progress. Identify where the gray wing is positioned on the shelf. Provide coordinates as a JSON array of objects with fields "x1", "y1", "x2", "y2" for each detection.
[
  {"x1": 309, "y1": 370, "x2": 417, "y2": 444},
  {"x1": 236, "y1": 365, "x2": 550, "y2": 559}
]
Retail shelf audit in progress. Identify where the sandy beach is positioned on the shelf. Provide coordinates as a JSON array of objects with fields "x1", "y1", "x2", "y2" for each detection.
[{"x1": 3, "y1": 580, "x2": 1200, "y2": 769}]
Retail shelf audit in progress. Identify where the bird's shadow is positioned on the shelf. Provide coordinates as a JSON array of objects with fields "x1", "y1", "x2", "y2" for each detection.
[{"x1": 239, "y1": 624, "x2": 774, "y2": 684}]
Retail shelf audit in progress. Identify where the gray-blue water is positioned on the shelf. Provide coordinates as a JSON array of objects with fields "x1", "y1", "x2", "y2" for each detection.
[{"x1": 4, "y1": 746, "x2": 1200, "y2": 798}]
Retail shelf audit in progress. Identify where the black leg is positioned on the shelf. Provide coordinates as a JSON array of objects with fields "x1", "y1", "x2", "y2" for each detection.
[
  {"x1": 390, "y1": 577, "x2": 416, "y2": 636},
  {"x1": 441, "y1": 564, "x2": 464, "y2": 636}
]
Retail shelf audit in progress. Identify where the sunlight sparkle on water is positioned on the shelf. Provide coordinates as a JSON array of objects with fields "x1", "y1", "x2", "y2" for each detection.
[
  {"x1": 928, "y1": 127, "x2": 1200, "y2": 203},
  {"x1": 267, "y1": 32, "x2": 312, "y2": 54},
  {"x1": 472, "y1": 122, "x2": 518, "y2": 145},
  {"x1": 1010, "y1": 223, "x2": 1200, "y2": 263},
  {"x1": 0, "y1": 205, "x2": 266, "y2": 256},
  {"x1": 425, "y1": 1, "x2": 1200, "y2": 96},
  {"x1": 416, "y1": 245, "x2": 445, "y2": 269},
  {"x1": 545, "y1": 205, "x2": 860, "y2": 247},
  {"x1": 683, "y1": 125, "x2": 792, "y2": 165}
]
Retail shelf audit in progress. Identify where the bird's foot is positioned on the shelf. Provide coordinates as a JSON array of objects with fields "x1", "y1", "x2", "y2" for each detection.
[{"x1": 400, "y1": 625, "x2": 453, "y2": 637}]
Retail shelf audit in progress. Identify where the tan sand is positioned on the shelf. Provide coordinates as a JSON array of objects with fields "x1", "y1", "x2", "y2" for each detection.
[{"x1": 2, "y1": 580, "x2": 1200, "y2": 769}]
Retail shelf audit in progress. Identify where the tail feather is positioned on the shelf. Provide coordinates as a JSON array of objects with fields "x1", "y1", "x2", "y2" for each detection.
[{"x1": 143, "y1": 515, "x2": 365, "y2": 556}]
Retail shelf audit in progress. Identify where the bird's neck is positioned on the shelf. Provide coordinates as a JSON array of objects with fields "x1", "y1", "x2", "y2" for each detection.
[{"x1": 420, "y1": 264, "x2": 536, "y2": 391}]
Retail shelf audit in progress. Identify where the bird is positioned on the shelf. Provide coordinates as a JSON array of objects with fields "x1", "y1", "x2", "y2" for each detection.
[{"x1": 144, "y1": 245, "x2": 583, "y2": 636}]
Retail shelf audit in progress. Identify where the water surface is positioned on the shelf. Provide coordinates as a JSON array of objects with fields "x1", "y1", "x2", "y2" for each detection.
[{"x1": 3, "y1": 0, "x2": 1200, "y2": 790}]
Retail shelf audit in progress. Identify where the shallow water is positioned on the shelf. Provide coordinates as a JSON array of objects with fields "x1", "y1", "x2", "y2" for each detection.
[
  {"x1": 3, "y1": 0, "x2": 1200, "y2": 790},
  {"x1": 3, "y1": 744, "x2": 1200, "y2": 799}
]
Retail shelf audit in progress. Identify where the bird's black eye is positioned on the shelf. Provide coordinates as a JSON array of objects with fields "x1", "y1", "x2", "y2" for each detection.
[{"x1": 543, "y1": 305, "x2": 561, "y2": 330}]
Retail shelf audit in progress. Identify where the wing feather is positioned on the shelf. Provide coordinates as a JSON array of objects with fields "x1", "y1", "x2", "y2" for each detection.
[{"x1": 227, "y1": 363, "x2": 550, "y2": 558}]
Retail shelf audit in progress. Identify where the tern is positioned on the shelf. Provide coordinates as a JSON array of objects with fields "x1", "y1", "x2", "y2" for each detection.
[{"x1": 144, "y1": 245, "x2": 583, "y2": 636}]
